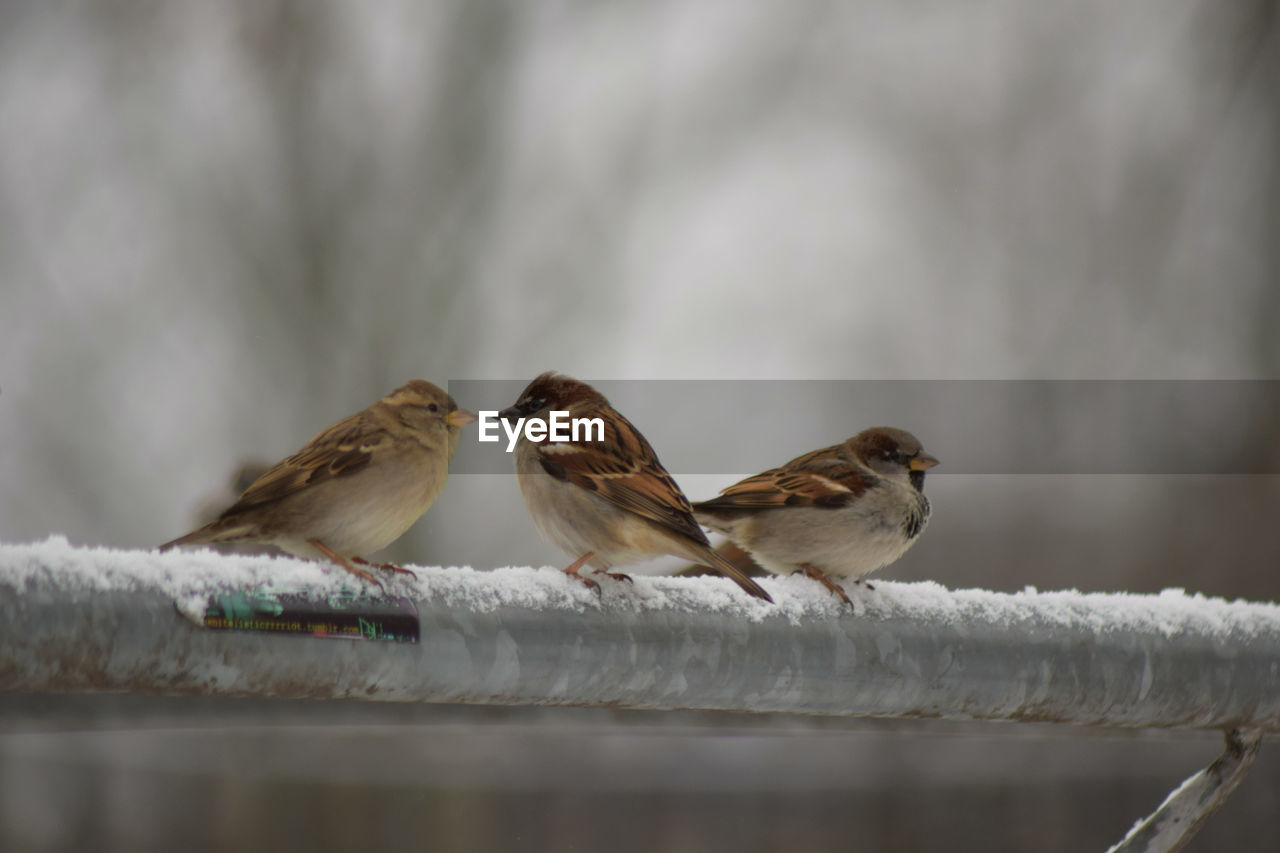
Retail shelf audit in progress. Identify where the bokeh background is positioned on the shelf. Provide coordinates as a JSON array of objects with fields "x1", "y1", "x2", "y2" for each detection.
[{"x1": 1, "y1": 0, "x2": 1277, "y2": 850}]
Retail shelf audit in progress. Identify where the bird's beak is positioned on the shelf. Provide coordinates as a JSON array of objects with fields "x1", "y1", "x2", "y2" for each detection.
[
  {"x1": 498, "y1": 405, "x2": 521, "y2": 421},
  {"x1": 909, "y1": 453, "x2": 940, "y2": 471},
  {"x1": 447, "y1": 408, "x2": 478, "y2": 428}
]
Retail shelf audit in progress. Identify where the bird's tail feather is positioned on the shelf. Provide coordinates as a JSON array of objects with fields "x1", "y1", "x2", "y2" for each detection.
[
  {"x1": 158, "y1": 520, "x2": 255, "y2": 552},
  {"x1": 700, "y1": 548, "x2": 774, "y2": 603}
]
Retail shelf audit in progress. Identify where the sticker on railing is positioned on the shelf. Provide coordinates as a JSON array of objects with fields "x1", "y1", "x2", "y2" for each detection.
[{"x1": 194, "y1": 590, "x2": 420, "y2": 642}]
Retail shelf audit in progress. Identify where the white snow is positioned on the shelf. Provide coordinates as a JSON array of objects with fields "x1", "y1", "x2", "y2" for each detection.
[{"x1": 2, "y1": 536, "x2": 1279, "y2": 639}]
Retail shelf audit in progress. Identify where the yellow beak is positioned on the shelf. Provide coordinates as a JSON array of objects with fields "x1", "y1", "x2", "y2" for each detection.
[
  {"x1": 447, "y1": 408, "x2": 478, "y2": 428},
  {"x1": 909, "y1": 453, "x2": 940, "y2": 471}
]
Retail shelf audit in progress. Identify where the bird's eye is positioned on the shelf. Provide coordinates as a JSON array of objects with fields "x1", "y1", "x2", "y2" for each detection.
[{"x1": 427, "y1": 403, "x2": 439, "y2": 413}]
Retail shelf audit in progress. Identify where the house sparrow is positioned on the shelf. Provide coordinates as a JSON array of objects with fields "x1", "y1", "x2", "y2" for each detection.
[
  {"x1": 693, "y1": 428, "x2": 938, "y2": 605},
  {"x1": 500, "y1": 372, "x2": 773, "y2": 603},
  {"x1": 160, "y1": 380, "x2": 476, "y2": 585}
]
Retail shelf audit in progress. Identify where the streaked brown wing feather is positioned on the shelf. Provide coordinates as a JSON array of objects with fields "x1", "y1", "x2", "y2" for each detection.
[
  {"x1": 536, "y1": 414, "x2": 709, "y2": 545},
  {"x1": 218, "y1": 414, "x2": 389, "y2": 517},
  {"x1": 700, "y1": 547, "x2": 773, "y2": 601},
  {"x1": 697, "y1": 444, "x2": 876, "y2": 511}
]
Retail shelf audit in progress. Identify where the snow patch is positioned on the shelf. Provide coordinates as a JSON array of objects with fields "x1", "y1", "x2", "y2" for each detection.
[{"x1": 1, "y1": 536, "x2": 1279, "y2": 638}]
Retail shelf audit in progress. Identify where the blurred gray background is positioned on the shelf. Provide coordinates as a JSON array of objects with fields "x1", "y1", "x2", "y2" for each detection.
[{"x1": 1, "y1": 0, "x2": 1278, "y2": 850}]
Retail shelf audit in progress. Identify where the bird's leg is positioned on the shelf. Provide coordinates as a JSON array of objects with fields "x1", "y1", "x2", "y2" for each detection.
[
  {"x1": 309, "y1": 539, "x2": 384, "y2": 589},
  {"x1": 594, "y1": 569, "x2": 633, "y2": 584},
  {"x1": 799, "y1": 563, "x2": 852, "y2": 606},
  {"x1": 352, "y1": 555, "x2": 418, "y2": 579},
  {"x1": 563, "y1": 551, "x2": 601, "y2": 594}
]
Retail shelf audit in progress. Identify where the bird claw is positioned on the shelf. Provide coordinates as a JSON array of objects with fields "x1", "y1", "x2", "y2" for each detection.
[
  {"x1": 310, "y1": 539, "x2": 386, "y2": 590},
  {"x1": 351, "y1": 567, "x2": 386, "y2": 590},
  {"x1": 562, "y1": 552, "x2": 607, "y2": 595},
  {"x1": 353, "y1": 556, "x2": 417, "y2": 580},
  {"x1": 566, "y1": 570, "x2": 630, "y2": 597},
  {"x1": 574, "y1": 573, "x2": 603, "y2": 596},
  {"x1": 800, "y1": 564, "x2": 853, "y2": 607}
]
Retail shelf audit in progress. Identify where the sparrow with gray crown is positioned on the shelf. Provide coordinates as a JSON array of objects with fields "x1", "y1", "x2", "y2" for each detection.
[
  {"x1": 161, "y1": 380, "x2": 476, "y2": 585},
  {"x1": 500, "y1": 372, "x2": 773, "y2": 603},
  {"x1": 693, "y1": 427, "x2": 938, "y2": 605}
]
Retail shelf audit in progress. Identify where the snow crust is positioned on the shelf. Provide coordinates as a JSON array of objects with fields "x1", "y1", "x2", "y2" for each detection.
[{"x1": 2, "y1": 536, "x2": 1279, "y2": 639}]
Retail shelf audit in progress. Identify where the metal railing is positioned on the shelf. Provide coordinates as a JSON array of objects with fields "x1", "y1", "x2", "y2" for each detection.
[{"x1": 1, "y1": 539, "x2": 1276, "y2": 850}]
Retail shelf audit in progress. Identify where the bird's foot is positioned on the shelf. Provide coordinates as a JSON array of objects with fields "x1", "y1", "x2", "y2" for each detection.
[
  {"x1": 353, "y1": 556, "x2": 417, "y2": 580},
  {"x1": 799, "y1": 564, "x2": 853, "y2": 606},
  {"x1": 310, "y1": 539, "x2": 385, "y2": 590},
  {"x1": 563, "y1": 552, "x2": 602, "y2": 595}
]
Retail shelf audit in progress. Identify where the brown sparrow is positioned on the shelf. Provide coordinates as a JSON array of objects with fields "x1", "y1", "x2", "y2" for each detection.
[
  {"x1": 161, "y1": 380, "x2": 476, "y2": 585},
  {"x1": 693, "y1": 428, "x2": 938, "y2": 605},
  {"x1": 500, "y1": 372, "x2": 773, "y2": 603}
]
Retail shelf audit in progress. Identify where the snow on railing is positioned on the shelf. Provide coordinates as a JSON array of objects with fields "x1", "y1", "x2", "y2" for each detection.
[{"x1": 1, "y1": 537, "x2": 1276, "y2": 851}]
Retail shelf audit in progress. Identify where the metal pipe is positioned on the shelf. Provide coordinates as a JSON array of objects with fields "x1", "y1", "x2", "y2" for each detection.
[
  {"x1": 1107, "y1": 728, "x2": 1264, "y2": 853},
  {"x1": 1, "y1": 542, "x2": 1279, "y2": 731}
]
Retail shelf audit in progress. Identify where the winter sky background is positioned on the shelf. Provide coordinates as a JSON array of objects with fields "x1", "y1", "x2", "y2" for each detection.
[
  {"x1": 1, "y1": 0, "x2": 1275, "y2": 602},
  {"x1": 0, "y1": 2, "x2": 1277, "y2": 849}
]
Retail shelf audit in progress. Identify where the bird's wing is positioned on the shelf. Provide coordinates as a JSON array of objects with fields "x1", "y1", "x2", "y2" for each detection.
[
  {"x1": 534, "y1": 413, "x2": 709, "y2": 545},
  {"x1": 695, "y1": 444, "x2": 877, "y2": 512},
  {"x1": 220, "y1": 413, "x2": 390, "y2": 516}
]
